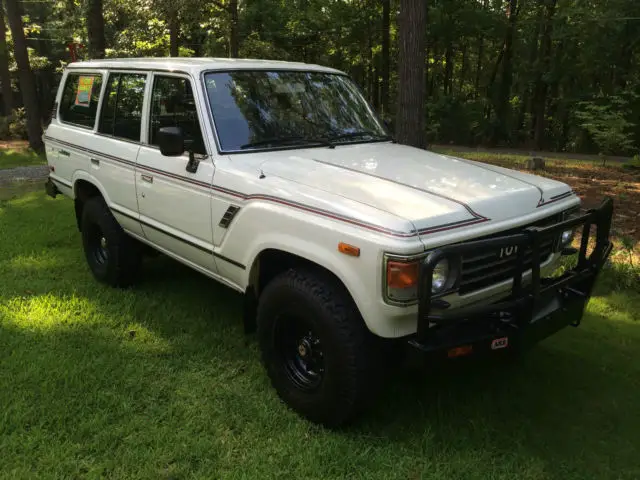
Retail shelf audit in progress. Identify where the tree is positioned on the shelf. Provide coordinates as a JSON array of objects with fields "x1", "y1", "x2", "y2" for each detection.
[
  {"x1": 0, "y1": 3, "x2": 13, "y2": 115},
  {"x1": 396, "y1": 0, "x2": 427, "y2": 148},
  {"x1": 86, "y1": 0, "x2": 106, "y2": 59},
  {"x1": 491, "y1": 0, "x2": 519, "y2": 144},
  {"x1": 168, "y1": 8, "x2": 179, "y2": 56},
  {"x1": 380, "y1": 0, "x2": 390, "y2": 117},
  {"x1": 531, "y1": 0, "x2": 557, "y2": 149},
  {"x1": 4, "y1": 0, "x2": 43, "y2": 151}
]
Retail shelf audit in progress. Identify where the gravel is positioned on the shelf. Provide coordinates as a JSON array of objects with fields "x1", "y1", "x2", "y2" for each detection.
[{"x1": 0, "y1": 165, "x2": 50, "y2": 185}]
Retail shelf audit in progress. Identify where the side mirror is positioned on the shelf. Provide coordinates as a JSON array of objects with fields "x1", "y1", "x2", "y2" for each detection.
[{"x1": 158, "y1": 126, "x2": 185, "y2": 156}]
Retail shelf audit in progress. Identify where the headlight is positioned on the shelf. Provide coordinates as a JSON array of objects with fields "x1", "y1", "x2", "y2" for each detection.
[
  {"x1": 432, "y1": 258, "x2": 450, "y2": 293},
  {"x1": 560, "y1": 229, "x2": 574, "y2": 246},
  {"x1": 384, "y1": 255, "x2": 458, "y2": 304}
]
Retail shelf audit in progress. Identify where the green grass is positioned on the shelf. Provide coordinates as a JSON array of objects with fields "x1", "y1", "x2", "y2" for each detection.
[
  {"x1": 1, "y1": 189, "x2": 639, "y2": 479},
  {"x1": 0, "y1": 149, "x2": 46, "y2": 170}
]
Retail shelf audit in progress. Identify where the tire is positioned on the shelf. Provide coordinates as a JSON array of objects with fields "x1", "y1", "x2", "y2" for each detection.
[
  {"x1": 257, "y1": 269, "x2": 378, "y2": 427},
  {"x1": 81, "y1": 196, "x2": 141, "y2": 287}
]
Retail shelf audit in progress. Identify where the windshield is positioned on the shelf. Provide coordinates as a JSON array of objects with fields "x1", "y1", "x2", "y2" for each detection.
[{"x1": 204, "y1": 70, "x2": 388, "y2": 152}]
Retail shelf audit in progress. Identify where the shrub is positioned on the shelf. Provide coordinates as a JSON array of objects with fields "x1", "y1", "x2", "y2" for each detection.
[{"x1": 8, "y1": 108, "x2": 28, "y2": 140}]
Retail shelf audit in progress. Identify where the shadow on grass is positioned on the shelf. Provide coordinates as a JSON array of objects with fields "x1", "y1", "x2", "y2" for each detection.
[{"x1": 2, "y1": 192, "x2": 640, "y2": 478}]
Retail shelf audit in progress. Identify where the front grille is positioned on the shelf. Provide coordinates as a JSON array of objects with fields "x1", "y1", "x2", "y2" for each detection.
[{"x1": 458, "y1": 214, "x2": 561, "y2": 294}]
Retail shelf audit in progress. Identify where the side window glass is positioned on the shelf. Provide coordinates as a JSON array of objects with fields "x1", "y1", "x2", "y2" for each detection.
[
  {"x1": 59, "y1": 73, "x2": 103, "y2": 128},
  {"x1": 98, "y1": 74, "x2": 119, "y2": 136},
  {"x1": 150, "y1": 76, "x2": 205, "y2": 154},
  {"x1": 98, "y1": 73, "x2": 146, "y2": 142}
]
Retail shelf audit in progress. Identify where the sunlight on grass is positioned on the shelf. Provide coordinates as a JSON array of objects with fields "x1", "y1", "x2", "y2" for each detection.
[{"x1": 0, "y1": 149, "x2": 46, "y2": 169}]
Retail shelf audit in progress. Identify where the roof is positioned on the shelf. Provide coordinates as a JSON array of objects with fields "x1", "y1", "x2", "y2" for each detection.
[{"x1": 67, "y1": 57, "x2": 345, "y2": 75}]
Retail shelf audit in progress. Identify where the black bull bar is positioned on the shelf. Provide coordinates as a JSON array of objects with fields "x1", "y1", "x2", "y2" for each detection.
[{"x1": 410, "y1": 197, "x2": 614, "y2": 355}]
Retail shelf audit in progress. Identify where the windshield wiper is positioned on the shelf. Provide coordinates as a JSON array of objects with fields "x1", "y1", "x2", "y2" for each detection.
[
  {"x1": 240, "y1": 136, "x2": 334, "y2": 150},
  {"x1": 330, "y1": 130, "x2": 393, "y2": 142}
]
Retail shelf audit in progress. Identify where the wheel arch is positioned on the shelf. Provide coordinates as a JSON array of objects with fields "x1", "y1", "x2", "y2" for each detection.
[
  {"x1": 242, "y1": 245, "x2": 368, "y2": 335},
  {"x1": 72, "y1": 174, "x2": 108, "y2": 232}
]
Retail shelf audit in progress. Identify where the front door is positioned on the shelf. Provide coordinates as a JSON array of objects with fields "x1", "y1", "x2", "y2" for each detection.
[{"x1": 135, "y1": 73, "x2": 216, "y2": 273}]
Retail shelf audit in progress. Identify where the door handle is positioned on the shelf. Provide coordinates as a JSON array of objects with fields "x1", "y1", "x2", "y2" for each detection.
[
  {"x1": 90, "y1": 158, "x2": 100, "y2": 166},
  {"x1": 141, "y1": 174, "x2": 153, "y2": 184},
  {"x1": 59, "y1": 149, "x2": 70, "y2": 157}
]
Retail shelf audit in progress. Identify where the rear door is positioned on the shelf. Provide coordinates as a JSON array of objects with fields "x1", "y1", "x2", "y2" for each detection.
[
  {"x1": 92, "y1": 71, "x2": 149, "y2": 236},
  {"x1": 135, "y1": 72, "x2": 216, "y2": 273}
]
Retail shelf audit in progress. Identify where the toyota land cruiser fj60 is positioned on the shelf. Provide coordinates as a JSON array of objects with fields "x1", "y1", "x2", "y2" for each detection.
[{"x1": 44, "y1": 58, "x2": 614, "y2": 427}]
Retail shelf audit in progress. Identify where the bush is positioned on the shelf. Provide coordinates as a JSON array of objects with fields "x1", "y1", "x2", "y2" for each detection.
[
  {"x1": 623, "y1": 154, "x2": 640, "y2": 170},
  {"x1": 0, "y1": 108, "x2": 29, "y2": 141},
  {"x1": 0, "y1": 116, "x2": 9, "y2": 139}
]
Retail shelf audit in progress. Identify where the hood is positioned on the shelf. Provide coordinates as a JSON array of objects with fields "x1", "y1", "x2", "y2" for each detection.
[{"x1": 257, "y1": 142, "x2": 575, "y2": 236}]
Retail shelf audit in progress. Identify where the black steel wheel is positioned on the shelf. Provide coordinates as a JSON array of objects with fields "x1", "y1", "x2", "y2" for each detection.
[
  {"x1": 273, "y1": 313, "x2": 325, "y2": 392},
  {"x1": 86, "y1": 223, "x2": 109, "y2": 266},
  {"x1": 81, "y1": 196, "x2": 141, "y2": 287}
]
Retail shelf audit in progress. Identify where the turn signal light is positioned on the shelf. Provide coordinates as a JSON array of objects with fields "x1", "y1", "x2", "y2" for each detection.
[
  {"x1": 447, "y1": 345, "x2": 473, "y2": 358},
  {"x1": 387, "y1": 261, "x2": 419, "y2": 289},
  {"x1": 338, "y1": 242, "x2": 360, "y2": 257}
]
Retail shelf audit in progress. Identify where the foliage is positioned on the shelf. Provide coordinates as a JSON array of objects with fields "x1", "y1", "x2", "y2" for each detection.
[
  {"x1": 575, "y1": 96, "x2": 636, "y2": 156},
  {"x1": 1, "y1": 0, "x2": 639, "y2": 153},
  {"x1": 0, "y1": 108, "x2": 28, "y2": 140}
]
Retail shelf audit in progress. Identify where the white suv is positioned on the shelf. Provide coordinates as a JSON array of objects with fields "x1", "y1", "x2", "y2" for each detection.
[{"x1": 44, "y1": 58, "x2": 613, "y2": 427}]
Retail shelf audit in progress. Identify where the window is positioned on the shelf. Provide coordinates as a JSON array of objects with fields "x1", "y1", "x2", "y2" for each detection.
[
  {"x1": 149, "y1": 76, "x2": 205, "y2": 154},
  {"x1": 204, "y1": 71, "x2": 387, "y2": 152},
  {"x1": 98, "y1": 73, "x2": 146, "y2": 142},
  {"x1": 59, "y1": 73, "x2": 103, "y2": 128}
]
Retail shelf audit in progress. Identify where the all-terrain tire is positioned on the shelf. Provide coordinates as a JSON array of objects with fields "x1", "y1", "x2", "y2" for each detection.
[
  {"x1": 81, "y1": 196, "x2": 141, "y2": 287},
  {"x1": 257, "y1": 269, "x2": 379, "y2": 427}
]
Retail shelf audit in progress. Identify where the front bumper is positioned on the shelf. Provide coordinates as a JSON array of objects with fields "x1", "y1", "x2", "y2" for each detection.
[{"x1": 409, "y1": 197, "x2": 614, "y2": 356}]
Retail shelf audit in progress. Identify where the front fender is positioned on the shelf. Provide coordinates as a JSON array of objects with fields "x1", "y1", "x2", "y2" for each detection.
[{"x1": 214, "y1": 200, "x2": 424, "y2": 337}]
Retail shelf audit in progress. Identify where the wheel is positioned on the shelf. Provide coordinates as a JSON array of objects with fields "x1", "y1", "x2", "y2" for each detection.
[
  {"x1": 81, "y1": 196, "x2": 141, "y2": 287},
  {"x1": 257, "y1": 269, "x2": 378, "y2": 427}
]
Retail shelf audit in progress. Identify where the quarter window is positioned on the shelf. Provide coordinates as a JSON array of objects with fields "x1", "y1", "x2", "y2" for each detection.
[
  {"x1": 59, "y1": 73, "x2": 103, "y2": 128},
  {"x1": 98, "y1": 73, "x2": 146, "y2": 142},
  {"x1": 149, "y1": 76, "x2": 205, "y2": 154}
]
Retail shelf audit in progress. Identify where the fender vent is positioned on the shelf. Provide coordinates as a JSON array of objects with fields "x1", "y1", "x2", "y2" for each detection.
[{"x1": 219, "y1": 205, "x2": 240, "y2": 228}]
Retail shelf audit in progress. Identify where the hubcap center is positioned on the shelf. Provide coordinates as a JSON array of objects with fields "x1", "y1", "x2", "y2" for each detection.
[{"x1": 298, "y1": 338, "x2": 313, "y2": 359}]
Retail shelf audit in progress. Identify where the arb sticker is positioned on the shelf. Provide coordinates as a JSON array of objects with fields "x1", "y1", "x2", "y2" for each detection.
[
  {"x1": 491, "y1": 337, "x2": 509, "y2": 350},
  {"x1": 75, "y1": 76, "x2": 95, "y2": 107}
]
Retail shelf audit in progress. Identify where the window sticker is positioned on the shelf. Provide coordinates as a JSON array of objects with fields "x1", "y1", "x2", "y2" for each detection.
[{"x1": 75, "y1": 76, "x2": 95, "y2": 107}]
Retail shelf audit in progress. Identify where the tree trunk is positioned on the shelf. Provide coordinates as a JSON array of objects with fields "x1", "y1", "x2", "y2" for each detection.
[
  {"x1": 475, "y1": 34, "x2": 485, "y2": 97},
  {"x1": 169, "y1": 10, "x2": 179, "y2": 56},
  {"x1": 0, "y1": 5, "x2": 14, "y2": 115},
  {"x1": 229, "y1": 0, "x2": 239, "y2": 58},
  {"x1": 458, "y1": 42, "x2": 467, "y2": 96},
  {"x1": 396, "y1": 0, "x2": 427, "y2": 148},
  {"x1": 86, "y1": 0, "x2": 106, "y2": 59},
  {"x1": 4, "y1": 0, "x2": 43, "y2": 152},
  {"x1": 517, "y1": 7, "x2": 542, "y2": 136},
  {"x1": 381, "y1": 0, "x2": 390, "y2": 116},
  {"x1": 492, "y1": 0, "x2": 518, "y2": 144},
  {"x1": 444, "y1": 40, "x2": 453, "y2": 96},
  {"x1": 532, "y1": 0, "x2": 557, "y2": 150}
]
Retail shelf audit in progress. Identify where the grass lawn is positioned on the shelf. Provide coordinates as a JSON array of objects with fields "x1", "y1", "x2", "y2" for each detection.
[
  {"x1": 0, "y1": 147, "x2": 46, "y2": 170},
  {"x1": 1, "y1": 187, "x2": 639, "y2": 479}
]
